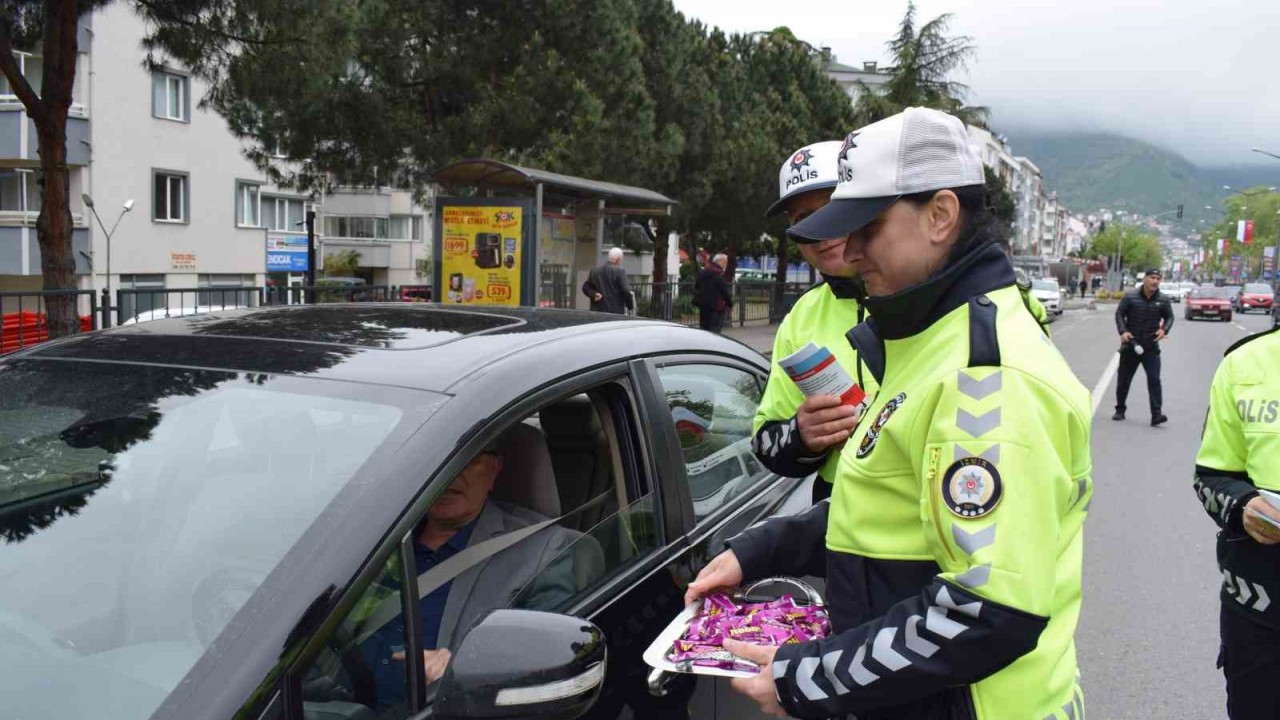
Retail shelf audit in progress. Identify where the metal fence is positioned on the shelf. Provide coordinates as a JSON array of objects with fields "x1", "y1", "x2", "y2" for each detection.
[
  {"x1": 116, "y1": 286, "x2": 266, "y2": 326},
  {"x1": 628, "y1": 280, "x2": 812, "y2": 327},
  {"x1": 1, "y1": 289, "x2": 100, "y2": 355}
]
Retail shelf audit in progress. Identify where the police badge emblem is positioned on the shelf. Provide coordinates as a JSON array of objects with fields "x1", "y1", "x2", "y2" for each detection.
[
  {"x1": 942, "y1": 456, "x2": 1004, "y2": 518},
  {"x1": 856, "y1": 392, "x2": 906, "y2": 458}
]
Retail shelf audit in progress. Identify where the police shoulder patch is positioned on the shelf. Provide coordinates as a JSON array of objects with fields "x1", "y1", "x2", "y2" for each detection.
[
  {"x1": 942, "y1": 456, "x2": 1003, "y2": 519},
  {"x1": 855, "y1": 392, "x2": 906, "y2": 459}
]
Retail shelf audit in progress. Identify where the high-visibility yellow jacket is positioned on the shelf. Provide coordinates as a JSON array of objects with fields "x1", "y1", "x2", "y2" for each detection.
[
  {"x1": 1195, "y1": 326, "x2": 1280, "y2": 626},
  {"x1": 752, "y1": 278, "x2": 874, "y2": 483},
  {"x1": 729, "y1": 244, "x2": 1092, "y2": 719}
]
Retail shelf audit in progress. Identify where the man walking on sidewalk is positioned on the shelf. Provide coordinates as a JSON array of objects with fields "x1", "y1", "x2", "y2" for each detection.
[
  {"x1": 694, "y1": 254, "x2": 733, "y2": 333},
  {"x1": 1114, "y1": 268, "x2": 1175, "y2": 425},
  {"x1": 582, "y1": 247, "x2": 633, "y2": 315}
]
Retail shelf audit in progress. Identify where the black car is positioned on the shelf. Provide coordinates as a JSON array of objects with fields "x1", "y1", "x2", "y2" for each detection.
[{"x1": 0, "y1": 304, "x2": 811, "y2": 720}]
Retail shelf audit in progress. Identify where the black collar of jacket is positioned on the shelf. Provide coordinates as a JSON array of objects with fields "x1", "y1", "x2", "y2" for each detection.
[
  {"x1": 821, "y1": 274, "x2": 864, "y2": 300},
  {"x1": 859, "y1": 242, "x2": 1015, "y2": 340}
]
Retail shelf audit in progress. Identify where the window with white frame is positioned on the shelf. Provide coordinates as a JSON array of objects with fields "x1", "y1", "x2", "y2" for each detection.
[
  {"x1": 322, "y1": 215, "x2": 389, "y2": 240},
  {"x1": 154, "y1": 171, "x2": 188, "y2": 222},
  {"x1": 266, "y1": 197, "x2": 305, "y2": 232},
  {"x1": 152, "y1": 70, "x2": 189, "y2": 122},
  {"x1": 0, "y1": 170, "x2": 40, "y2": 213},
  {"x1": 237, "y1": 182, "x2": 261, "y2": 227},
  {"x1": 389, "y1": 215, "x2": 423, "y2": 241}
]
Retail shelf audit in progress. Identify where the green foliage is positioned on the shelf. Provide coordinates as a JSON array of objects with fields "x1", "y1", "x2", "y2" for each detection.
[
  {"x1": 851, "y1": 2, "x2": 988, "y2": 128},
  {"x1": 322, "y1": 249, "x2": 361, "y2": 278},
  {"x1": 1005, "y1": 130, "x2": 1223, "y2": 226},
  {"x1": 1087, "y1": 224, "x2": 1163, "y2": 274},
  {"x1": 1202, "y1": 188, "x2": 1280, "y2": 277},
  {"x1": 984, "y1": 166, "x2": 1016, "y2": 226},
  {"x1": 141, "y1": 1, "x2": 854, "y2": 277}
]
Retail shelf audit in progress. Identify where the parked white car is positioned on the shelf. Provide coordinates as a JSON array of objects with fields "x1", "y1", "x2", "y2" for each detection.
[
  {"x1": 1031, "y1": 278, "x2": 1064, "y2": 316},
  {"x1": 121, "y1": 305, "x2": 248, "y2": 325}
]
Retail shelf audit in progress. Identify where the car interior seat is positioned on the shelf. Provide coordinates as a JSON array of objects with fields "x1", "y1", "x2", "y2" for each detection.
[
  {"x1": 538, "y1": 396, "x2": 617, "y2": 533},
  {"x1": 490, "y1": 421, "x2": 604, "y2": 592}
]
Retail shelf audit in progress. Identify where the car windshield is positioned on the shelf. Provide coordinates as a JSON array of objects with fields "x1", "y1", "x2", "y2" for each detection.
[
  {"x1": 0, "y1": 359, "x2": 415, "y2": 719},
  {"x1": 1193, "y1": 287, "x2": 1231, "y2": 299},
  {"x1": 1244, "y1": 283, "x2": 1271, "y2": 294},
  {"x1": 1032, "y1": 279, "x2": 1059, "y2": 292}
]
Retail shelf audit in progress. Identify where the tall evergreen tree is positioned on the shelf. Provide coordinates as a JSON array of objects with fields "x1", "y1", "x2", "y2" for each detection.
[{"x1": 851, "y1": 1, "x2": 988, "y2": 128}]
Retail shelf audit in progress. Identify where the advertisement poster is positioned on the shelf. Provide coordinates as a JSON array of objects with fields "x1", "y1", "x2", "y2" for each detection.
[
  {"x1": 439, "y1": 205, "x2": 523, "y2": 306},
  {"x1": 1230, "y1": 255, "x2": 1242, "y2": 283},
  {"x1": 266, "y1": 234, "x2": 309, "y2": 272},
  {"x1": 1263, "y1": 247, "x2": 1275, "y2": 280}
]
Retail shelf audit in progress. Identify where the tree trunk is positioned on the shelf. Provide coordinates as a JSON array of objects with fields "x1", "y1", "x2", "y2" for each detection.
[
  {"x1": 652, "y1": 216, "x2": 669, "y2": 283},
  {"x1": 33, "y1": 0, "x2": 81, "y2": 338}
]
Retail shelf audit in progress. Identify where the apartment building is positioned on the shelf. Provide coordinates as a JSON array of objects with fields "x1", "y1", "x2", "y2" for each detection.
[
  {"x1": 821, "y1": 52, "x2": 892, "y2": 105},
  {"x1": 0, "y1": 5, "x2": 429, "y2": 314},
  {"x1": 1013, "y1": 156, "x2": 1043, "y2": 254}
]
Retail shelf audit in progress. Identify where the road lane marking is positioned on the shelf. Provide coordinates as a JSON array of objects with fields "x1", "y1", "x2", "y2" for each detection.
[
  {"x1": 1091, "y1": 353, "x2": 1120, "y2": 419},
  {"x1": 1235, "y1": 323, "x2": 1248, "y2": 332}
]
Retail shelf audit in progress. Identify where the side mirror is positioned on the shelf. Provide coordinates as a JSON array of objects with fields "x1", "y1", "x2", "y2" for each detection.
[{"x1": 433, "y1": 609, "x2": 606, "y2": 720}]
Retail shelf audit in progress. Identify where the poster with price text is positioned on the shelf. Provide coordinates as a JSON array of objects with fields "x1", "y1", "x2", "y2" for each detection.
[{"x1": 439, "y1": 205, "x2": 523, "y2": 306}]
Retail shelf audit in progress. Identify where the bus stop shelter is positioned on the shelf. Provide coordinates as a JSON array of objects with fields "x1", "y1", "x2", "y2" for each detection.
[{"x1": 432, "y1": 160, "x2": 675, "y2": 310}]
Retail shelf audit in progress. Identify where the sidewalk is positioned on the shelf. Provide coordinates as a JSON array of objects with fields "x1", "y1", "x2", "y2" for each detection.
[{"x1": 723, "y1": 322, "x2": 778, "y2": 357}]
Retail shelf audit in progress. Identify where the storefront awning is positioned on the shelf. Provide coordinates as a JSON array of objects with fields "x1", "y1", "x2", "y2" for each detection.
[{"x1": 433, "y1": 159, "x2": 676, "y2": 211}]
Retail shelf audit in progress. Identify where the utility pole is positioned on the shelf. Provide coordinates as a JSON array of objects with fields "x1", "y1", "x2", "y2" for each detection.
[{"x1": 304, "y1": 207, "x2": 317, "y2": 299}]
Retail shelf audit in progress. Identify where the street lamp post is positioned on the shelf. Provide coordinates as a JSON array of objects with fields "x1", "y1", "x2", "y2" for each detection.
[
  {"x1": 81, "y1": 193, "x2": 134, "y2": 304},
  {"x1": 1252, "y1": 147, "x2": 1280, "y2": 161}
]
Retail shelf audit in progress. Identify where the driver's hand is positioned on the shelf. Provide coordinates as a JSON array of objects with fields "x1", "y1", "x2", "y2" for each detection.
[
  {"x1": 391, "y1": 648, "x2": 453, "y2": 683},
  {"x1": 684, "y1": 550, "x2": 744, "y2": 606}
]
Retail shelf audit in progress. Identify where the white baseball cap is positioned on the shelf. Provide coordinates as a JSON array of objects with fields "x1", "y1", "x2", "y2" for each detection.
[
  {"x1": 787, "y1": 107, "x2": 984, "y2": 243},
  {"x1": 765, "y1": 140, "x2": 842, "y2": 217}
]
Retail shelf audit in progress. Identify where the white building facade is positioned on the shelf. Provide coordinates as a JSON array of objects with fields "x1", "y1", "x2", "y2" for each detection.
[{"x1": 0, "y1": 5, "x2": 430, "y2": 313}]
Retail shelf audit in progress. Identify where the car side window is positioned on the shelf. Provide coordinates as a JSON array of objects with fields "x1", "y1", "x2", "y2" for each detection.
[
  {"x1": 656, "y1": 363, "x2": 769, "y2": 521},
  {"x1": 299, "y1": 555, "x2": 412, "y2": 720},
  {"x1": 292, "y1": 379, "x2": 660, "y2": 719}
]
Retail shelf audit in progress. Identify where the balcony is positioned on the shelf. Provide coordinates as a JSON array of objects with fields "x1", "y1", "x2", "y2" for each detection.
[
  {"x1": 0, "y1": 102, "x2": 89, "y2": 165},
  {"x1": 0, "y1": 49, "x2": 90, "y2": 165}
]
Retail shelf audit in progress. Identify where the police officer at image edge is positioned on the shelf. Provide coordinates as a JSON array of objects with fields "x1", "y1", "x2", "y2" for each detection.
[
  {"x1": 752, "y1": 140, "x2": 874, "y2": 505},
  {"x1": 1194, "y1": 322, "x2": 1280, "y2": 718},
  {"x1": 687, "y1": 107, "x2": 1093, "y2": 719},
  {"x1": 1113, "y1": 267, "x2": 1174, "y2": 426}
]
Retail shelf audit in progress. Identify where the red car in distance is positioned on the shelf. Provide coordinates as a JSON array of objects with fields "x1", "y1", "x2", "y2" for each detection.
[
  {"x1": 1237, "y1": 282, "x2": 1274, "y2": 314},
  {"x1": 1185, "y1": 286, "x2": 1234, "y2": 322}
]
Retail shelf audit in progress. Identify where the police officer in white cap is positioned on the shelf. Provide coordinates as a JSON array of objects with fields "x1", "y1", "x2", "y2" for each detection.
[{"x1": 752, "y1": 141, "x2": 875, "y2": 504}]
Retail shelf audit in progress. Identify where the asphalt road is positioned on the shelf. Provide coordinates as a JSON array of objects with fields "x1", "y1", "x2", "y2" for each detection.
[{"x1": 701, "y1": 302, "x2": 1276, "y2": 719}]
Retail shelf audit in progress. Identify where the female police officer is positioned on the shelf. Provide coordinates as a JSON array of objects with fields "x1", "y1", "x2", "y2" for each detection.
[
  {"x1": 1194, "y1": 325, "x2": 1280, "y2": 718},
  {"x1": 753, "y1": 140, "x2": 873, "y2": 504},
  {"x1": 687, "y1": 108, "x2": 1093, "y2": 719}
]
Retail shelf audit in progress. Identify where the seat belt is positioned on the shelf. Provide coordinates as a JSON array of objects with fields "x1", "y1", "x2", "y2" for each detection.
[
  {"x1": 354, "y1": 493, "x2": 611, "y2": 644},
  {"x1": 356, "y1": 515, "x2": 564, "y2": 643}
]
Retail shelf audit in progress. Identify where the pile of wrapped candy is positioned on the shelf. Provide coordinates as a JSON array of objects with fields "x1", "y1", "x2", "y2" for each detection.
[{"x1": 666, "y1": 591, "x2": 831, "y2": 673}]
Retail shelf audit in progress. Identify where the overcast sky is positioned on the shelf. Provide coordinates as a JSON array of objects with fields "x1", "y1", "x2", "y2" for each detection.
[{"x1": 672, "y1": 0, "x2": 1280, "y2": 168}]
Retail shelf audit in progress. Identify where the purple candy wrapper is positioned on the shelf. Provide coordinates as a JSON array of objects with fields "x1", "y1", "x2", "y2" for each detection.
[{"x1": 665, "y1": 591, "x2": 830, "y2": 670}]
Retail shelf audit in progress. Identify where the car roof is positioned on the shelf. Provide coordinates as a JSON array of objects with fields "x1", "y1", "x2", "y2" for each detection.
[{"x1": 10, "y1": 304, "x2": 764, "y2": 392}]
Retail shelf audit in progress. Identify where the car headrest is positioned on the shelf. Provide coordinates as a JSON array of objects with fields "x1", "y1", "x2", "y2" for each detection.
[
  {"x1": 491, "y1": 422, "x2": 561, "y2": 518},
  {"x1": 539, "y1": 395, "x2": 602, "y2": 441}
]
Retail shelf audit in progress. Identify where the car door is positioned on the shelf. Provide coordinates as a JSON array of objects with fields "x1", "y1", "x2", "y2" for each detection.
[
  {"x1": 634, "y1": 353, "x2": 814, "y2": 718},
  {"x1": 253, "y1": 361, "x2": 700, "y2": 720}
]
